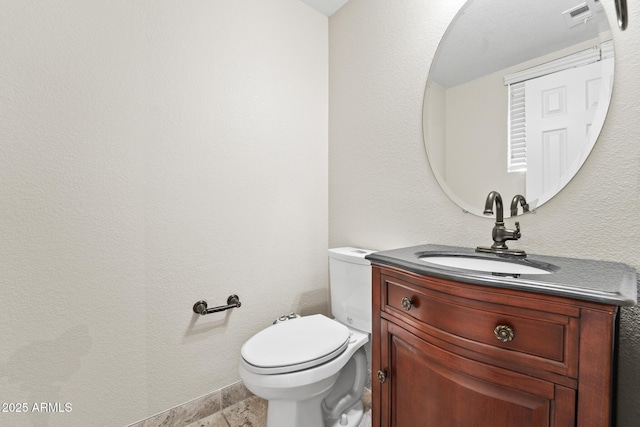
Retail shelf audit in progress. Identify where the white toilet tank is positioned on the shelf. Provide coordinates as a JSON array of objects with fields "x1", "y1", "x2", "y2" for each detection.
[{"x1": 328, "y1": 247, "x2": 375, "y2": 334}]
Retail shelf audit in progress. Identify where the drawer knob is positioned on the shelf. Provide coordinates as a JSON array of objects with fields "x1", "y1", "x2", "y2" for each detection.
[
  {"x1": 376, "y1": 369, "x2": 388, "y2": 384},
  {"x1": 401, "y1": 297, "x2": 413, "y2": 311},
  {"x1": 494, "y1": 324, "x2": 515, "y2": 342}
]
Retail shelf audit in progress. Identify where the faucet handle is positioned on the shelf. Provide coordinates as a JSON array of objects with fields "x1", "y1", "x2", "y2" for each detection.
[{"x1": 514, "y1": 221, "x2": 521, "y2": 239}]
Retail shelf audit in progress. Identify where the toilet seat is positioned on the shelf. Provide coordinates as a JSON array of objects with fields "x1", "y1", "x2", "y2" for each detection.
[{"x1": 241, "y1": 314, "x2": 351, "y2": 375}]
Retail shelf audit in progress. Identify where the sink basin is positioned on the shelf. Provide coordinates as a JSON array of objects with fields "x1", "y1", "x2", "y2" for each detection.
[{"x1": 418, "y1": 255, "x2": 553, "y2": 275}]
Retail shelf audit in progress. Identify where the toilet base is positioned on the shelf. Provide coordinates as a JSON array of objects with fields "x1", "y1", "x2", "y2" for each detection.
[
  {"x1": 266, "y1": 389, "x2": 330, "y2": 427},
  {"x1": 325, "y1": 400, "x2": 364, "y2": 427},
  {"x1": 266, "y1": 394, "x2": 364, "y2": 427}
]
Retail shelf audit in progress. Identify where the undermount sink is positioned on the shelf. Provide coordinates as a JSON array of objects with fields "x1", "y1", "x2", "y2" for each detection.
[{"x1": 418, "y1": 254, "x2": 553, "y2": 275}]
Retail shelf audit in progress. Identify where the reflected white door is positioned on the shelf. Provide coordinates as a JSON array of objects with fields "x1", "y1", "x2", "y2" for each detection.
[{"x1": 524, "y1": 59, "x2": 613, "y2": 205}]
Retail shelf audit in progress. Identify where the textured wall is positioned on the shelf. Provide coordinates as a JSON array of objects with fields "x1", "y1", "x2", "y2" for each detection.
[
  {"x1": 0, "y1": 0, "x2": 328, "y2": 425},
  {"x1": 329, "y1": 0, "x2": 640, "y2": 424}
]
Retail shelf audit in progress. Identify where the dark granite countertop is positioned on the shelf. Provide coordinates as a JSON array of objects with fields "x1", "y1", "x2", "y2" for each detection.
[{"x1": 366, "y1": 244, "x2": 638, "y2": 306}]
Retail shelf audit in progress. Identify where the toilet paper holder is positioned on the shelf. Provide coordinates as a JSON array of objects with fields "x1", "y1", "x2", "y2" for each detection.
[{"x1": 193, "y1": 295, "x2": 241, "y2": 315}]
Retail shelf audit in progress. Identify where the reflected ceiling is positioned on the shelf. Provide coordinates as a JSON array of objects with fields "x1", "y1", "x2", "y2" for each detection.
[{"x1": 430, "y1": 0, "x2": 611, "y2": 88}]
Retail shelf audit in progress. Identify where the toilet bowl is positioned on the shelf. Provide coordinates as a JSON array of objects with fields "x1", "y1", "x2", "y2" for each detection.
[
  {"x1": 239, "y1": 315, "x2": 368, "y2": 427},
  {"x1": 239, "y1": 248, "x2": 374, "y2": 427}
]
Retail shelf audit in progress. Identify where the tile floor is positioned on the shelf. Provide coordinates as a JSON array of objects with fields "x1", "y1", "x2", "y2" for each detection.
[
  {"x1": 187, "y1": 395, "x2": 372, "y2": 427},
  {"x1": 131, "y1": 381, "x2": 371, "y2": 427}
]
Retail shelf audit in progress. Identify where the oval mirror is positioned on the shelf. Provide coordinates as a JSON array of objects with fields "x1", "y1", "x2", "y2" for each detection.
[{"x1": 423, "y1": 0, "x2": 614, "y2": 217}]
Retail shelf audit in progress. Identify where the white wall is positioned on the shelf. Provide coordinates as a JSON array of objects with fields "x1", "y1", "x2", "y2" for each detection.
[
  {"x1": 445, "y1": 72, "x2": 520, "y2": 206},
  {"x1": 0, "y1": 0, "x2": 328, "y2": 425},
  {"x1": 329, "y1": 0, "x2": 640, "y2": 425}
]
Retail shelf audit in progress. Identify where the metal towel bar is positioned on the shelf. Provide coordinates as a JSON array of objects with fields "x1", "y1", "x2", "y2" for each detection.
[
  {"x1": 193, "y1": 295, "x2": 241, "y2": 315},
  {"x1": 615, "y1": 0, "x2": 628, "y2": 30}
]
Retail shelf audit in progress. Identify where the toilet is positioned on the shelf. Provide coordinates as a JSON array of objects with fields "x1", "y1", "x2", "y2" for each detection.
[{"x1": 239, "y1": 247, "x2": 374, "y2": 427}]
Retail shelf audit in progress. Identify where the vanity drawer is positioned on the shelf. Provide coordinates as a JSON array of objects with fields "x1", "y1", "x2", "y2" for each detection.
[{"x1": 382, "y1": 275, "x2": 579, "y2": 377}]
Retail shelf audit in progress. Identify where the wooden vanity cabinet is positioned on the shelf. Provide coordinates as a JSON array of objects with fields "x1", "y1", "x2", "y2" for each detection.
[{"x1": 371, "y1": 265, "x2": 619, "y2": 427}]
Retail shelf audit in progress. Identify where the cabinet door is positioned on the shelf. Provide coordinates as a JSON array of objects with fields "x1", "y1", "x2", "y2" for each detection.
[{"x1": 375, "y1": 320, "x2": 575, "y2": 427}]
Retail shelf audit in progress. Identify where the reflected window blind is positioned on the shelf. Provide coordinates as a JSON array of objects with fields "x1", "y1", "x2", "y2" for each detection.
[
  {"x1": 508, "y1": 81, "x2": 526, "y2": 172},
  {"x1": 503, "y1": 46, "x2": 602, "y2": 86}
]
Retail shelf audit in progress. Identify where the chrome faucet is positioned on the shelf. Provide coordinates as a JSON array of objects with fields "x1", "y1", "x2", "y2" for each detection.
[
  {"x1": 510, "y1": 194, "x2": 529, "y2": 217},
  {"x1": 476, "y1": 191, "x2": 526, "y2": 256}
]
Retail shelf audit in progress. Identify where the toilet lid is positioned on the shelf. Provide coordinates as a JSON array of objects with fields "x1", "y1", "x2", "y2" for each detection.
[{"x1": 241, "y1": 314, "x2": 350, "y2": 374}]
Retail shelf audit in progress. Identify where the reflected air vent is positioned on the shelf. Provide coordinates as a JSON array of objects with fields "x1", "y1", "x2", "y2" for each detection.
[
  {"x1": 570, "y1": 5, "x2": 590, "y2": 17},
  {"x1": 563, "y1": 3, "x2": 593, "y2": 28}
]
